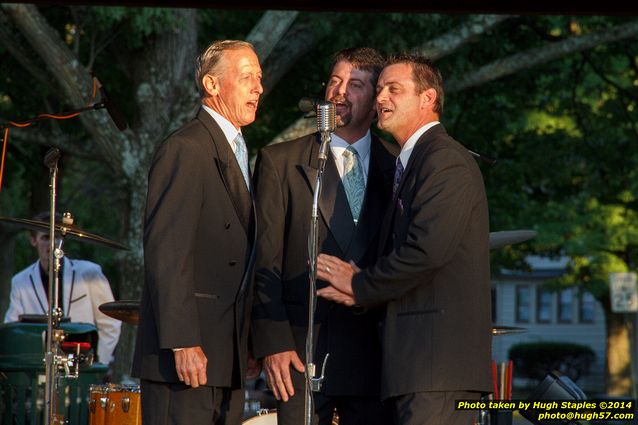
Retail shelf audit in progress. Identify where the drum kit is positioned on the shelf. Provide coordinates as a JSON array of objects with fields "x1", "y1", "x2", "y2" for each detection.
[
  {"x1": 2, "y1": 192, "x2": 537, "y2": 425},
  {"x1": 0, "y1": 211, "x2": 135, "y2": 425}
]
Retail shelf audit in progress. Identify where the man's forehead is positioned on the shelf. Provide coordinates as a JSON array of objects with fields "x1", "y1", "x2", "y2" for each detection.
[
  {"x1": 331, "y1": 63, "x2": 373, "y2": 81},
  {"x1": 379, "y1": 65, "x2": 414, "y2": 83}
]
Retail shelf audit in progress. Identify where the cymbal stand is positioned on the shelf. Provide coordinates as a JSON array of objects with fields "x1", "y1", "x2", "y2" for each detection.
[
  {"x1": 43, "y1": 149, "x2": 90, "y2": 425},
  {"x1": 305, "y1": 116, "x2": 334, "y2": 425}
]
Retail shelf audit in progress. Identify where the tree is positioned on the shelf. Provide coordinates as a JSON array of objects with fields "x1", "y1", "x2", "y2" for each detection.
[{"x1": 1, "y1": 5, "x2": 637, "y2": 394}]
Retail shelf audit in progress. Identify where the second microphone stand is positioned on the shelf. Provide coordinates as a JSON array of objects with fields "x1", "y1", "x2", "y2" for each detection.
[{"x1": 305, "y1": 101, "x2": 335, "y2": 425}]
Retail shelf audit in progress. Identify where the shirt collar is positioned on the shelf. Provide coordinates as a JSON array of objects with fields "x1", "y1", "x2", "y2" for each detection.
[
  {"x1": 202, "y1": 104, "x2": 241, "y2": 144},
  {"x1": 398, "y1": 121, "x2": 440, "y2": 167},
  {"x1": 330, "y1": 130, "x2": 371, "y2": 162}
]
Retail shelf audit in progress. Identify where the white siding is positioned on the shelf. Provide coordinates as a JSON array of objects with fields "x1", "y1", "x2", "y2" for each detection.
[{"x1": 492, "y1": 277, "x2": 607, "y2": 393}]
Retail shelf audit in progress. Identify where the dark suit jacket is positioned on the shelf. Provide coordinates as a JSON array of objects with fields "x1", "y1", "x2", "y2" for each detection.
[
  {"x1": 132, "y1": 108, "x2": 256, "y2": 388},
  {"x1": 353, "y1": 124, "x2": 492, "y2": 399},
  {"x1": 251, "y1": 132, "x2": 397, "y2": 396}
]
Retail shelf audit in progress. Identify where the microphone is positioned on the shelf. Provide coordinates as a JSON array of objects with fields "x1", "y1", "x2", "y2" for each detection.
[
  {"x1": 467, "y1": 148, "x2": 497, "y2": 166},
  {"x1": 298, "y1": 97, "x2": 322, "y2": 113},
  {"x1": 316, "y1": 101, "x2": 335, "y2": 162},
  {"x1": 44, "y1": 148, "x2": 61, "y2": 169},
  {"x1": 316, "y1": 101, "x2": 336, "y2": 133},
  {"x1": 95, "y1": 80, "x2": 128, "y2": 131}
]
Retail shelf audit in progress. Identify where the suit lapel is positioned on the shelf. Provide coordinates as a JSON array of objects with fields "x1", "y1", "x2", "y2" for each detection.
[
  {"x1": 197, "y1": 108, "x2": 252, "y2": 234},
  {"x1": 63, "y1": 258, "x2": 76, "y2": 316},
  {"x1": 377, "y1": 125, "x2": 447, "y2": 256},
  {"x1": 350, "y1": 137, "x2": 395, "y2": 261},
  {"x1": 300, "y1": 134, "x2": 355, "y2": 254},
  {"x1": 29, "y1": 262, "x2": 48, "y2": 314}
]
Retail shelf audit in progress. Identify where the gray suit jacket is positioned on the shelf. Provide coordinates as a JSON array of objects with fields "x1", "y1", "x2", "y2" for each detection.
[{"x1": 353, "y1": 124, "x2": 492, "y2": 399}]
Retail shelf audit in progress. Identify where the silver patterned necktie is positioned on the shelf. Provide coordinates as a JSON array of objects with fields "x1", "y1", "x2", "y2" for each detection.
[
  {"x1": 234, "y1": 132, "x2": 250, "y2": 189},
  {"x1": 343, "y1": 146, "x2": 366, "y2": 222}
]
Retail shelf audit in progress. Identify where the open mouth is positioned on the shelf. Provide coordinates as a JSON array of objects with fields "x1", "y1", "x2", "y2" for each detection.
[
  {"x1": 336, "y1": 103, "x2": 349, "y2": 113},
  {"x1": 246, "y1": 100, "x2": 258, "y2": 109},
  {"x1": 378, "y1": 106, "x2": 393, "y2": 116}
]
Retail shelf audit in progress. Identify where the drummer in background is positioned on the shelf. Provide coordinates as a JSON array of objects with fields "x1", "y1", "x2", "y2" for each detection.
[{"x1": 3, "y1": 211, "x2": 121, "y2": 365}]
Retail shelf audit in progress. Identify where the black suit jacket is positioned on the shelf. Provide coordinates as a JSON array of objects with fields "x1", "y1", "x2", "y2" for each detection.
[
  {"x1": 251, "y1": 132, "x2": 397, "y2": 396},
  {"x1": 353, "y1": 124, "x2": 492, "y2": 399},
  {"x1": 133, "y1": 108, "x2": 256, "y2": 388}
]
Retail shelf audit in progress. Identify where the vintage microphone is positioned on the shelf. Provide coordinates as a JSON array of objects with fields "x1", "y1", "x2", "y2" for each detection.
[
  {"x1": 316, "y1": 101, "x2": 336, "y2": 165},
  {"x1": 95, "y1": 78, "x2": 128, "y2": 131},
  {"x1": 305, "y1": 100, "x2": 335, "y2": 425}
]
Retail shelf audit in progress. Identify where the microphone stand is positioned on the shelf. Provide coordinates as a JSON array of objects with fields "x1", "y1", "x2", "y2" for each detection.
[
  {"x1": 305, "y1": 103, "x2": 334, "y2": 425},
  {"x1": 0, "y1": 102, "x2": 111, "y2": 131}
]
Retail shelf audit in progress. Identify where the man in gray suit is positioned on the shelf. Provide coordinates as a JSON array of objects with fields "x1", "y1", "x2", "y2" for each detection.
[
  {"x1": 133, "y1": 40, "x2": 262, "y2": 425},
  {"x1": 317, "y1": 53, "x2": 492, "y2": 425},
  {"x1": 251, "y1": 47, "x2": 396, "y2": 425}
]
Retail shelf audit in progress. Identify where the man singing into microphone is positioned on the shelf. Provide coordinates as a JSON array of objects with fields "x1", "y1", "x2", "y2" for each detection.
[{"x1": 251, "y1": 47, "x2": 396, "y2": 425}]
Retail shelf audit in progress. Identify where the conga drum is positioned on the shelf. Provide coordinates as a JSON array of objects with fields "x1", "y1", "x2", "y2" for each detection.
[
  {"x1": 104, "y1": 384, "x2": 141, "y2": 425},
  {"x1": 88, "y1": 384, "x2": 109, "y2": 425}
]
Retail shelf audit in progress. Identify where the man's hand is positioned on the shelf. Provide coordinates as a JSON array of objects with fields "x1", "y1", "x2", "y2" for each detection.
[
  {"x1": 174, "y1": 346, "x2": 207, "y2": 388},
  {"x1": 263, "y1": 350, "x2": 305, "y2": 402},
  {"x1": 316, "y1": 285, "x2": 357, "y2": 306},
  {"x1": 316, "y1": 254, "x2": 356, "y2": 300}
]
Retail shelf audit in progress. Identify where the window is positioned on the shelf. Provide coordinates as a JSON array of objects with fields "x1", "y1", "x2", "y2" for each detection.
[
  {"x1": 536, "y1": 288, "x2": 553, "y2": 323},
  {"x1": 515, "y1": 285, "x2": 530, "y2": 323},
  {"x1": 579, "y1": 290, "x2": 595, "y2": 323},
  {"x1": 558, "y1": 288, "x2": 573, "y2": 323}
]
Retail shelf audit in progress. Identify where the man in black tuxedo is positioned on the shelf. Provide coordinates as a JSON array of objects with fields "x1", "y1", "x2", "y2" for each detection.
[
  {"x1": 316, "y1": 53, "x2": 492, "y2": 425},
  {"x1": 133, "y1": 40, "x2": 262, "y2": 425},
  {"x1": 251, "y1": 47, "x2": 396, "y2": 425}
]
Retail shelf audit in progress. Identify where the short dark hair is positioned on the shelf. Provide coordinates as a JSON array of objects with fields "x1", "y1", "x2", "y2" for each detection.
[
  {"x1": 30, "y1": 211, "x2": 62, "y2": 237},
  {"x1": 386, "y1": 52, "x2": 444, "y2": 115},
  {"x1": 330, "y1": 47, "x2": 385, "y2": 90}
]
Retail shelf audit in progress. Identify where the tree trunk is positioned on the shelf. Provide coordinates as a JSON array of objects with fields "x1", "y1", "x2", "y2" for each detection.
[
  {"x1": 0, "y1": 228, "x2": 17, "y2": 318},
  {"x1": 606, "y1": 311, "x2": 633, "y2": 395}
]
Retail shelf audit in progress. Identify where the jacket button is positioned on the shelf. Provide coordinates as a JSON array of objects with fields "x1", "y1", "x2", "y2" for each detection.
[
  {"x1": 225, "y1": 223, "x2": 231, "y2": 229},
  {"x1": 229, "y1": 260, "x2": 237, "y2": 266}
]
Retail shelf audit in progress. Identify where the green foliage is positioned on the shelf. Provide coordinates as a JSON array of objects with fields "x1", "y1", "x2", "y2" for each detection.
[
  {"x1": 2, "y1": 8, "x2": 637, "y2": 308},
  {"x1": 509, "y1": 341, "x2": 596, "y2": 383},
  {"x1": 92, "y1": 7, "x2": 185, "y2": 49}
]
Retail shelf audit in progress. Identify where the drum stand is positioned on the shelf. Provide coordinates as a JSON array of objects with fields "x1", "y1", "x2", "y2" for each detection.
[
  {"x1": 305, "y1": 118, "x2": 334, "y2": 425},
  {"x1": 43, "y1": 149, "x2": 93, "y2": 425}
]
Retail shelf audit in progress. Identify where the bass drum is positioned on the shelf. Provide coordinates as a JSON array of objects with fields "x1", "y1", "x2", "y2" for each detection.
[
  {"x1": 242, "y1": 411, "x2": 339, "y2": 424},
  {"x1": 243, "y1": 412, "x2": 277, "y2": 424}
]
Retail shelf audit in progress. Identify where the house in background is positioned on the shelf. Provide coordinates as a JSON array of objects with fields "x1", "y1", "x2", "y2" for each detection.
[{"x1": 491, "y1": 255, "x2": 607, "y2": 394}]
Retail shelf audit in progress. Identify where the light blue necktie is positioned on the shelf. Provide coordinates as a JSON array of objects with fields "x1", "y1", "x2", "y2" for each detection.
[
  {"x1": 234, "y1": 133, "x2": 250, "y2": 189},
  {"x1": 343, "y1": 146, "x2": 366, "y2": 222}
]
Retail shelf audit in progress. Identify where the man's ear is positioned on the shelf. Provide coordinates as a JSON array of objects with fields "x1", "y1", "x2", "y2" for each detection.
[
  {"x1": 202, "y1": 74, "x2": 219, "y2": 96},
  {"x1": 29, "y1": 235, "x2": 38, "y2": 248},
  {"x1": 421, "y1": 88, "x2": 437, "y2": 110}
]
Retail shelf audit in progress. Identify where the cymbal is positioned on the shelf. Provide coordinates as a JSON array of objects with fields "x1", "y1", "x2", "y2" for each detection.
[
  {"x1": 492, "y1": 325, "x2": 527, "y2": 336},
  {"x1": 0, "y1": 216, "x2": 128, "y2": 250},
  {"x1": 98, "y1": 300, "x2": 140, "y2": 325},
  {"x1": 489, "y1": 230, "x2": 537, "y2": 250}
]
